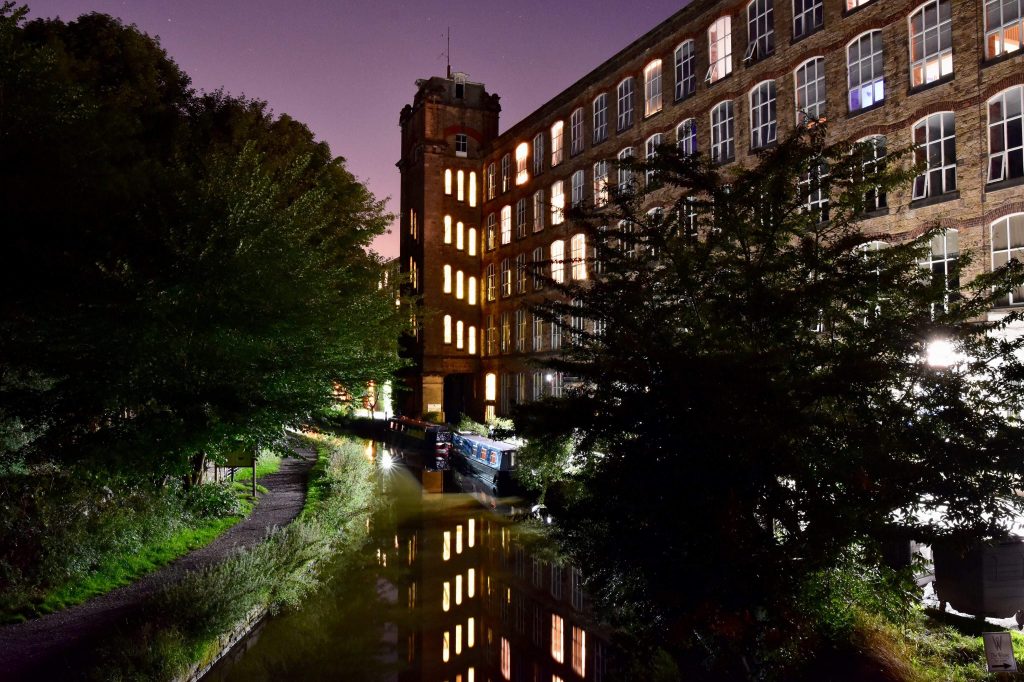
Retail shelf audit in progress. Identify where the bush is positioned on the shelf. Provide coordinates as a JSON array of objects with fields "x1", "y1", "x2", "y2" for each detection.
[{"x1": 182, "y1": 483, "x2": 241, "y2": 519}]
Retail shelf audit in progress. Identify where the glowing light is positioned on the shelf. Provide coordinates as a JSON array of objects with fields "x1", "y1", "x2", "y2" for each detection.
[
  {"x1": 926, "y1": 339, "x2": 962, "y2": 367},
  {"x1": 380, "y1": 452, "x2": 394, "y2": 470},
  {"x1": 467, "y1": 568, "x2": 475, "y2": 597}
]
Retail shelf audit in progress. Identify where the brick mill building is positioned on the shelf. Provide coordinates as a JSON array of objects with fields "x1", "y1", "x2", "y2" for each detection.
[{"x1": 398, "y1": 0, "x2": 1024, "y2": 423}]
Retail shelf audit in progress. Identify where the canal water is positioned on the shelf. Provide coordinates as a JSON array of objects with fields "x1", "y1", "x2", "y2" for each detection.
[{"x1": 205, "y1": 442, "x2": 610, "y2": 682}]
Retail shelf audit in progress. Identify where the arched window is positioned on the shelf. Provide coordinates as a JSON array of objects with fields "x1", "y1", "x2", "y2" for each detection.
[
  {"x1": 571, "y1": 233, "x2": 587, "y2": 280},
  {"x1": 468, "y1": 171, "x2": 477, "y2": 207},
  {"x1": 794, "y1": 57, "x2": 826, "y2": 124},
  {"x1": 443, "y1": 315, "x2": 452, "y2": 344},
  {"x1": 457, "y1": 169, "x2": 465, "y2": 201},
  {"x1": 912, "y1": 112, "x2": 956, "y2": 199},
  {"x1": 468, "y1": 276, "x2": 477, "y2": 305},
  {"x1": 485, "y1": 373, "x2": 497, "y2": 401},
  {"x1": 456, "y1": 221, "x2": 464, "y2": 251},
  {"x1": 848, "y1": 31, "x2": 884, "y2": 112},
  {"x1": 985, "y1": 0, "x2": 1024, "y2": 58},
  {"x1": 617, "y1": 77, "x2": 635, "y2": 130},
  {"x1": 443, "y1": 265, "x2": 452, "y2": 294},
  {"x1": 456, "y1": 320, "x2": 464, "y2": 349},
  {"x1": 468, "y1": 227, "x2": 477, "y2": 256},
  {"x1": 909, "y1": 0, "x2": 952, "y2": 87},
  {"x1": 706, "y1": 16, "x2": 732, "y2": 83},
  {"x1": 677, "y1": 119, "x2": 697, "y2": 155},
  {"x1": 746, "y1": 0, "x2": 774, "y2": 61},
  {"x1": 455, "y1": 269, "x2": 464, "y2": 299},
  {"x1": 444, "y1": 169, "x2": 452, "y2": 195},
  {"x1": 515, "y1": 143, "x2": 529, "y2": 185},
  {"x1": 992, "y1": 214, "x2": 1024, "y2": 306},
  {"x1": 749, "y1": 80, "x2": 777, "y2": 148},
  {"x1": 674, "y1": 40, "x2": 696, "y2": 99},
  {"x1": 644, "y1": 60, "x2": 663, "y2": 116},
  {"x1": 444, "y1": 215, "x2": 452, "y2": 244},
  {"x1": 551, "y1": 240, "x2": 566, "y2": 283},
  {"x1": 710, "y1": 101, "x2": 735, "y2": 163},
  {"x1": 551, "y1": 181, "x2": 565, "y2": 225},
  {"x1": 988, "y1": 86, "x2": 1024, "y2": 183},
  {"x1": 468, "y1": 326, "x2": 476, "y2": 354}
]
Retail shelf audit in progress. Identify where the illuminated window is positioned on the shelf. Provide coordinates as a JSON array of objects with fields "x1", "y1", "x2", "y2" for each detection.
[
  {"x1": 515, "y1": 142, "x2": 529, "y2": 185},
  {"x1": 992, "y1": 214, "x2": 1024, "y2": 305},
  {"x1": 457, "y1": 169, "x2": 465, "y2": 201},
  {"x1": 644, "y1": 60, "x2": 663, "y2": 116},
  {"x1": 500, "y1": 637, "x2": 511, "y2": 680},
  {"x1": 468, "y1": 276, "x2": 477, "y2": 305},
  {"x1": 468, "y1": 171, "x2": 477, "y2": 207},
  {"x1": 516, "y1": 253, "x2": 527, "y2": 294},
  {"x1": 486, "y1": 213, "x2": 497, "y2": 251},
  {"x1": 571, "y1": 234, "x2": 587, "y2": 280},
  {"x1": 551, "y1": 240, "x2": 565, "y2": 283},
  {"x1": 551, "y1": 121, "x2": 564, "y2": 166},
  {"x1": 456, "y1": 270, "x2": 464, "y2": 299},
  {"x1": 795, "y1": 57, "x2": 826, "y2": 124},
  {"x1": 674, "y1": 39, "x2": 696, "y2": 100},
  {"x1": 487, "y1": 163, "x2": 496, "y2": 200},
  {"x1": 443, "y1": 581, "x2": 451, "y2": 611},
  {"x1": 988, "y1": 87, "x2": 1024, "y2": 183},
  {"x1": 501, "y1": 258, "x2": 512, "y2": 297},
  {"x1": 500, "y1": 153, "x2": 511, "y2": 193},
  {"x1": 468, "y1": 617, "x2": 475, "y2": 646},
  {"x1": 706, "y1": 16, "x2": 732, "y2": 83},
  {"x1": 848, "y1": 31, "x2": 885, "y2": 112},
  {"x1": 455, "y1": 133, "x2": 468, "y2": 156},
  {"x1": 468, "y1": 325, "x2": 476, "y2": 355},
  {"x1": 746, "y1": 0, "x2": 774, "y2": 62},
  {"x1": 500, "y1": 206, "x2": 511, "y2": 245},
  {"x1": 749, "y1": 80, "x2": 777, "y2": 149},
  {"x1": 617, "y1": 147, "x2": 634, "y2": 190},
  {"x1": 571, "y1": 170, "x2": 585, "y2": 207},
  {"x1": 443, "y1": 531, "x2": 452, "y2": 560},
  {"x1": 533, "y1": 247, "x2": 546, "y2": 291},
  {"x1": 456, "y1": 320, "x2": 464, "y2": 349},
  {"x1": 485, "y1": 263, "x2": 496, "y2": 301},
  {"x1": 645, "y1": 134, "x2": 662, "y2": 184},
  {"x1": 912, "y1": 112, "x2": 956, "y2": 199},
  {"x1": 485, "y1": 373, "x2": 497, "y2": 401},
  {"x1": 500, "y1": 312, "x2": 511, "y2": 353},
  {"x1": 444, "y1": 215, "x2": 452, "y2": 244},
  {"x1": 551, "y1": 614, "x2": 565, "y2": 663},
  {"x1": 456, "y1": 221, "x2": 464, "y2": 251},
  {"x1": 533, "y1": 190, "x2": 545, "y2": 232},
  {"x1": 986, "y1": 0, "x2": 1023, "y2": 58},
  {"x1": 847, "y1": 0, "x2": 873, "y2": 7},
  {"x1": 551, "y1": 181, "x2": 565, "y2": 225},
  {"x1": 456, "y1": 574, "x2": 463, "y2": 604},
  {"x1": 533, "y1": 132, "x2": 545, "y2": 176},
  {"x1": 468, "y1": 227, "x2": 477, "y2": 257},
  {"x1": 444, "y1": 169, "x2": 452, "y2": 195},
  {"x1": 593, "y1": 160, "x2": 609, "y2": 207},
  {"x1": 515, "y1": 309, "x2": 527, "y2": 351},
  {"x1": 570, "y1": 107, "x2": 584, "y2": 155},
  {"x1": 909, "y1": 0, "x2": 952, "y2": 87},
  {"x1": 468, "y1": 519, "x2": 475, "y2": 547},
  {"x1": 443, "y1": 265, "x2": 452, "y2": 294},
  {"x1": 711, "y1": 101, "x2": 735, "y2": 163},
  {"x1": 468, "y1": 568, "x2": 476, "y2": 597},
  {"x1": 617, "y1": 77, "x2": 634, "y2": 130},
  {"x1": 593, "y1": 93, "x2": 608, "y2": 143},
  {"x1": 793, "y1": 0, "x2": 823, "y2": 39},
  {"x1": 677, "y1": 119, "x2": 697, "y2": 155},
  {"x1": 572, "y1": 626, "x2": 587, "y2": 676},
  {"x1": 454, "y1": 624, "x2": 462, "y2": 655},
  {"x1": 443, "y1": 630, "x2": 450, "y2": 662}
]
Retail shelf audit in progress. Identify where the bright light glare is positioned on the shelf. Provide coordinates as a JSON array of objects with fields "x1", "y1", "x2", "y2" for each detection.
[
  {"x1": 926, "y1": 339, "x2": 961, "y2": 368},
  {"x1": 380, "y1": 452, "x2": 394, "y2": 470}
]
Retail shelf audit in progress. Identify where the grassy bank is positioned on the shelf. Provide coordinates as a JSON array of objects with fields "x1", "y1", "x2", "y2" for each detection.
[
  {"x1": 91, "y1": 432, "x2": 376, "y2": 680},
  {"x1": 0, "y1": 455, "x2": 282, "y2": 623}
]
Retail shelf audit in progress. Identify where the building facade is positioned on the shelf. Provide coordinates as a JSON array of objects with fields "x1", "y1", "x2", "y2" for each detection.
[{"x1": 399, "y1": 0, "x2": 1024, "y2": 422}]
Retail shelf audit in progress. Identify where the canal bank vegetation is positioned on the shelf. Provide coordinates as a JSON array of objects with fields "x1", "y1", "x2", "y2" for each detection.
[
  {"x1": 515, "y1": 126, "x2": 1024, "y2": 679},
  {"x1": 91, "y1": 433, "x2": 377, "y2": 680}
]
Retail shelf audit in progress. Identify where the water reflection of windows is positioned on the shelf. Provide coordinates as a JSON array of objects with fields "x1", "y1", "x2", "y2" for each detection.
[
  {"x1": 468, "y1": 519, "x2": 476, "y2": 547},
  {"x1": 551, "y1": 614, "x2": 565, "y2": 663},
  {"x1": 532, "y1": 606, "x2": 544, "y2": 647},
  {"x1": 468, "y1": 568, "x2": 476, "y2": 598},
  {"x1": 594, "y1": 641, "x2": 607, "y2": 681},
  {"x1": 500, "y1": 637, "x2": 511, "y2": 680},
  {"x1": 570, "y1": 568, "x2": 584, "y2": 610},
  {"x1": 514, "y1": 594, "x2": 526, "y2": 633},
  {"x1": 443, "y1": 531, "x2": 452, "y2": 561},
  {"x1": 455, "y1": 623, "x2": 463, "y2": 655},
  {"x1": 443, "y1": 630, "x2": 450, "y2": 662},
  {"x1": 408, "y1": 581, "x2": 416, "y2": 608},
  {"x1": 455, "y1": 574, "x2": 463, "y2": 605},
  {"x1": 572, "y1": 626, "x2": 587, "y2": 677},
  {"x1": 443, "y1": 581, "x2": 451, "y2": 612},
  {"x1": 550, "y1": 563, "x2": 563, "y2": 599},
  {"x1": 468, "y1": 617, "x2": 475, "y2": 647}
]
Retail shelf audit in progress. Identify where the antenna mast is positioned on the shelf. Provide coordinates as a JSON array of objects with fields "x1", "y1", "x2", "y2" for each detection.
[{"x1": 446, "y1": 27, "x2": 451, "y2": 78}]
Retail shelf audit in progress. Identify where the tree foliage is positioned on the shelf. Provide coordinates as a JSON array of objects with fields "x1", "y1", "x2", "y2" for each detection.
[
  {"x1": 515, "y1": 126, "x2": 1024, "y2": 677},
  {"x1": 0, "y1": 4, "x2": 405, "y2": 475}
]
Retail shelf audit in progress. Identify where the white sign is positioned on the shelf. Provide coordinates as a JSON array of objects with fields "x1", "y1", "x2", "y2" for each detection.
[
  {"x1": 427, "y1": 403, "x2": 442, "y2": 413},
  {"x1": 983, "y1": 631, "x2": 1018, "y2": 673}
]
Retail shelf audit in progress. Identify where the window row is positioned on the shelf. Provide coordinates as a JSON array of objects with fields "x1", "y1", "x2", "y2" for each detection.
[
  {"x1": 443, "y1": 169, "x2": 477, "y2": 206},
  {"x1": 441, "y1": 316, "x2": 477, "y2": 354},
  {"x1": 482, "y1": 236, "x2": 588, "y2": 301}
]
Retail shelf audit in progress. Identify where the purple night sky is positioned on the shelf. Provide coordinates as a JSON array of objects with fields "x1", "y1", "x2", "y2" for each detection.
[{"x1": 25, "y1": 0, "x2": 687, "y2": 258}]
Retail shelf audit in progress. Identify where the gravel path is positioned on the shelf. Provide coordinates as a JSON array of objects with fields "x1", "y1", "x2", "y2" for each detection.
[{"x1": 0, "y1": 443, "x2": 317, "y2": 680}]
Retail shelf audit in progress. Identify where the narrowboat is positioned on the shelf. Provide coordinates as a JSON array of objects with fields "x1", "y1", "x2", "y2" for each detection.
[
  {"x1": 450, "y1": 432, "x2": 519, "y2": 496},
  {"x1": 386, "y1": 416, "x2": 452, "y2": 458}
]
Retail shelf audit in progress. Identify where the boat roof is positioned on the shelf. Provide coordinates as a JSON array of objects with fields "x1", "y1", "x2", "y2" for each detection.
[
  {"x1": 455, "y1": 432, "x2": 517, "y2": 451},
  {"x1": 392, "y1": 415, "x2": 445, "y2": 429}
]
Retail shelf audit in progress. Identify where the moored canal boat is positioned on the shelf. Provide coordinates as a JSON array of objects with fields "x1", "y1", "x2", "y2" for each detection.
[{"x1": 450, "y1": 432, "x2": 519, "y2": 496}]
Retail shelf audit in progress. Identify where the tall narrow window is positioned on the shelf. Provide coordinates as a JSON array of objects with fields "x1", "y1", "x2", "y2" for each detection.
[
  {"x1": 551, "y1": 121, "x2": 564, "y2": 166},
  {"x1": 532, "y1": 318, "x2": 544, "y2": 353},
  {"x1": 707, "y1": 16, "x2": 733, "y2": 84},
  {"x1": 617, "y1": 77, "x2": 635, "y2": 130},
  {"x1": 515, "y1": 142, "x2": 529, "y2": 185},
  {"x1": 645, "y1": 134, "x2": 663, "y2": 184},
  {"x1": 500, "y1": 312, "x2": 511, "y2": 352},
  {"x1": 468, "y1": 227, "x2": 477, "y2": 257},
  {"x1": 909, "y1": 0, "x2": 953, "y2": 87},
  {"x1": 485, "y1": 263, "x2": 496, "y2": 301},
  {"x1": 992, "y1": 214, "x2": 1024, "y2": 306},
  {"x1": 793, "y1": 0, "x2": 823, "y2": 39},
  {"x1": 486, "y1": 163, "x2": 496, "y2": 200},
  {"x1": 444, "y1": 169, "x2": 452, "y2": 195},
  {"x1": 795, "y1": 57, "x2": 826, "y2": 124},
  {"x1": 500, "y1": 205, "x2": 512, "y2": 245},
  {"x1": 988, "y1": 86, "x2": 1024, "y2": 183},
  {"x1": 516, "y1": 253, "x2": 527, "y2": 293},
  {"x1": 749, "y1": 80, "x2": 777, "y2": 149},
  {"x1": 516, "y1": 198, "x2": 527, "y2": 239},
  {"x1": 746, "y1": 0, "x2": 774, "y2": 62},
  {"x1": 847, "y1": 31, "x2": 885, "y2": 112},
  {"x1": 593, "y1": 160, "x2": 609, "y2": 207},
  {"x1": 443, "y1": 315, "x2": 452, "y2": 344},
  {"x1": 532, "y1": 246, "x2": 546, "y2": 290},
  {"x1": 456, "y1": 221, "x2": 464, "y2": 251},
  {"x1": 515, "y1": 309, "x2": 527, "y2": 352},
  {"x1": 456, "y1": 320, "x2": 464, "y2": 349},
  {"x1": 468, "y1": 276, "x2": 477, "y2": 305},
  {"x1": 551, "y1": 181, "x2": 565, "y2": 225},
  {"x1": 570, "y1": 108, "x2": 584, "y2": 155},
  {"x1": 456, "y1": 269, "x2": 464, "y2": 299},
  {"x1": 533, "y1": 132, "x2": 545, "y2": 176},
  {"x1": 921, "y1": 228, "x2": 959, "y2": 313},
  {"x1": 858, "y1": 136, "x2": 887, "y2": 211},
  {"x1": 571, "y1": 170, "x2": 585, "y2": 207},
  {"x1": 501, "y1": 154, "x2": 511, "y2": 193},
  {"x1": 674, "y1": 40, "x2": 696, "y2": 100},
  {"x1": 551, "y1": 616, "x2": 565, "y2": 663},
  {"x1": 571, "y1": 233, "x2": 587, "y2": 280},
  {"x1": 644, "y1": 60, "x2": 663, "y2": 117},
  {"x1": 617, "y1": 147, "x2": 634, "y2": 190},
  {"x1": 444, "y1": 215, "x2": 452, "y2": 244},
  {"x1": 486, "y1": 213, "x2": 497, "y2": 251},
  {"x1": 912, "y1": 112, "x2": 956, "y2": 200},
  {"x1": 455, "y1": 133, "x2": 468, "y2": 156},
  {"x1": 551, "y1": 240, "x2": 566, "y2": 283},
  {"x1": 593, "y1": 94, "x2": 608, "y2": 143},
  {"x1": 443, "y1": 264, "x2": 452, "y2": 293},
  {"x1": 456, "y1": 170, "x2": 465, "y2": 201},
  {"x1": 468, "y1": 171, "x2": 477, "y2": 207},
  {"x1": 485, "y1": 373, "x2": 497, "y2": 401},
  {"x1": 468, "y1": 325, "x2": 476, "y2": 354},
  {"x1": 572, "y1": 627, "x2": 587, "y2": 677},
  {"x1": 800, "y1": 163, "x2": 830, "y2": 222},
  {"x1": 986, "y1": 0, "x2": 1024, "y2": 58},
  {"x1": 533, "y1": 190, "x2": 545, "y2": 232},
  {"x1": 677, "y1": 119, "x2": 697, "y2": 155},
  {"x1": 711, "y1": 101, "x2": 735, "y2": 163},
  {"x1": 501, "y1": 258, "x2": 512, "y2": 297}
]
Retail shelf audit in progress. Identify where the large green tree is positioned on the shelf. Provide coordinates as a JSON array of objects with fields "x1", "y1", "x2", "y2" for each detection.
[
  {"x1": 516, "y1": 127, "x2": 1024, "y2": 678},
  {"x1": 0, "y1": 4, "x2": 405, "y2": 475}
]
